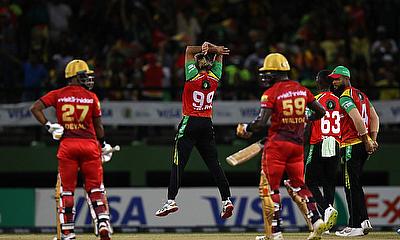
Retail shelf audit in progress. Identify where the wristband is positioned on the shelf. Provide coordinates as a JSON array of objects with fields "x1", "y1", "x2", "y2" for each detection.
[
  {"x1": 244, "y1": 123, "x2": 251, "y2": 133},
  {"x1": 45, "y1": 121, "x2": 51, "y2": 130}
]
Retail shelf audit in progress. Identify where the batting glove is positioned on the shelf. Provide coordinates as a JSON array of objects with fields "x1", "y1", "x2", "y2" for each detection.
[
  {"x1": 45, "y1": 121, "x2": 64, "y2": 140},
  {"x1": 236, "y1": 123, "x2": 252, "y2": 139},
  {"x1": 101, "y1": 142, "x2": 113, "y2": 163}
]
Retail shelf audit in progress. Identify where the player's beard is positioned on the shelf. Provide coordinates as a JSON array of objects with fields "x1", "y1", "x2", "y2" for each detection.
[{"x1": 333, "y1": 84, "x2": 345, "y2": 97}]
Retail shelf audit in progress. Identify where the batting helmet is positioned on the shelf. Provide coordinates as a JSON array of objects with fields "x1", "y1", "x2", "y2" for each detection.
[
  {"x1": 65, "y1": 59, "x2": 93, "y2": 79},
  {"x1": 258, "y1": 53, "x2": 290, "y2": 88},
  {"x1": 259, "y1": 53, "x2": 290, "y2": 72},
  {"x1": 65, "y1": 59, "x2": 95, "y2": 90}
]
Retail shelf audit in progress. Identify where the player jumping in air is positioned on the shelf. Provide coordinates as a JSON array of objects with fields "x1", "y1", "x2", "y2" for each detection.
[
  {"x1": 30, "y1": 60, "x2": 113, "y2": 240},
  {"x1": 156, "y1": 42, "x2": 234, "y2": 219},
  {"x1": 237, "y1": 53, "x2": 327, "y2": 240}
]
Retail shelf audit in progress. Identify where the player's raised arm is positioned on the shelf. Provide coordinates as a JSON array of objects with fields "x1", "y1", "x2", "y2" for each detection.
[
  {"x1": 185, "y1": 45, "x2": 202, "y2": 63},
  {"x1": 201, "y1": 41, "x2": 230, "y2": 63}
]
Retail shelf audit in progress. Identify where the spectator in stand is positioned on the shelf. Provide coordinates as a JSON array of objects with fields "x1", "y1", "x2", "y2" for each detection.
[
  {"x1": 47, "y1": 0, "x2": 72, "y2": 42},
  {"x1": 375, "y1": 55, "x2": 400, "y2": 100},
  {"x1": 371, "y1": 25, "x2": 398, "y2": 72},
  {"x1": 21, "y1": 51, "x2": 48, "y2": 101},
  {"x1": 176, "y1": 7, "x2": 201, "y2": 45},
  {"x1": 141, "y1": 53, "x2": 164, "y2": 100}
]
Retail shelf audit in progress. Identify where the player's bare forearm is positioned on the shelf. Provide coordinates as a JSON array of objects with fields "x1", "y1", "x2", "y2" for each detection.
[
  {"x1": 30, "y1": 100, "x2": 48, "y2": 125},
  {"x1": 202, "y1": 42, "x2": 230, "y2": 63},
  {"x1": 247, "y1": 108, "x2": 271, "y2": 133},
  {"x1": 185, "y1": 46, "x2": 202, "y2": 62},
  {"x1": 348, "y1": 108, "x2": 368, "y2": 139},
  {"x1": 93, "y1": 117, "x2": 105, "y2": 142},
  {"x1": 370, "y1": 105, "x2": 379, "y2": 141}
]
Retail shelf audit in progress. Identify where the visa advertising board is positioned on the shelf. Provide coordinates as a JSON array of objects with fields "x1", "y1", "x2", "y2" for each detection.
[{"x1": 34, "y1": 187, "x2": 400, "y2": 228}]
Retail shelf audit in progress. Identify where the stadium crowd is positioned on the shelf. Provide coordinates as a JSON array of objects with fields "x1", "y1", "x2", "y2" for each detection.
[{"x1": 0, "y1": 0, "x2": 399, "y2": 103}]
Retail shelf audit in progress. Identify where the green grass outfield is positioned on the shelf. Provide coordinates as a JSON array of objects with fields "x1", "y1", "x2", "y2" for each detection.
[{"x1": 0, "y1": 232, "x2": 399, "y2": 240}]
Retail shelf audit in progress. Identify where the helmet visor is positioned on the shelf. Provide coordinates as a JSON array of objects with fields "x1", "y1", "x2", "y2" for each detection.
[{"x1": 77, "y1": 71, "x2": 95, "y2": 90}]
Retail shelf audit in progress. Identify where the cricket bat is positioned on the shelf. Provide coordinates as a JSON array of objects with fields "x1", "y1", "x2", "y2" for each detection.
[{"x1": 226, "y1": 138, "x2": 266, "y2": 166}]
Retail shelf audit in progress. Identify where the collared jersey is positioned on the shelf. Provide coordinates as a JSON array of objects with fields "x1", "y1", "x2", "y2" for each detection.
[
  {"x1": 40, "y1": 85, "x2": 101, "y2": 140},
  {"x1": 182, "y1": 60, "x2": 222, "y2": 117},
  {"x1": 261, "y1": 80, "x2": 315, "y2": 145},
  {"x1": 339, "y1": 86, "x2": 371, "y2": 147},
  {"x1": 309, "y1": 91, "x2": 341, "y2": 144}
]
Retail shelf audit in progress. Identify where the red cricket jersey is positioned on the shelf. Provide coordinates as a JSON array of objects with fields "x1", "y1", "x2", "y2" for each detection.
[
  {"x1": 339, "y1": 86, "x2": 371, "y2": 146},
  {"x1": 182, "y1": 61, "x2": 222, "y2": 118},
  {"x1": 309, "y1": 92, "x2": 341, "y2": 144},
  {"x1": 261, "y1": 80, "x2": 315, "y2": 144},
  {"x1": 40, "y1": 85, "x2": 101, "y2": 140}
]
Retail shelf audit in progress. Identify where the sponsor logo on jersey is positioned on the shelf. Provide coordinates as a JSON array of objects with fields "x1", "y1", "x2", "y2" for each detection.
[
  {"x1": 277, "y1": 90, "x2": 307, "y2": 100},
  {"x1": 326, "y1": 100, "x2": 336, "y2": 110},
  {"x1": 58, "y1": 96, "x2": 94, "y2": 104}
]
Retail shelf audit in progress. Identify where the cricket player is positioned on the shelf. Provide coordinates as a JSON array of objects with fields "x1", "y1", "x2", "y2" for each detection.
[
  {"x1": 156, "y1": 41, "x2": 234, "y2": 219},
  {"x1": 237, "y1": 53, "x2": 327, "y2": 240},
  {"x1": 30, "y1": 59, "x2": 112, "y2": 240},
  {"x1": 305, "y1": 70, "x2": 340, "y2": 232},
  {"x1": 329, "y1": 66, "x2": 379, "y2": 237}
]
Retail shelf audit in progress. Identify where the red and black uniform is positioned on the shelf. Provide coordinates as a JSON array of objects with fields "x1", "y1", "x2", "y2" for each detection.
[
  {"x1": 260, "y1": 80, "x2": 315, "y2": 190},
  {"x1": 259, "y1": 80, "x2": 325, "y2": 231},
  {"x1": 167, "y1": 60, "x2": 231, "y2": 201},
  {"x1": 305, "y1": 91, "x2": 341, "y2": 214},
  {"x1": 338, "y1": 86, "x2": 372, "y2": 228},
  {"x1": 40, "y1": 85, "x2": 108, "y2": 233}
]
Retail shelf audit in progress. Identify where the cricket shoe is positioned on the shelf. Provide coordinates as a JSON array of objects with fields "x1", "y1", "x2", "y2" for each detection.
[
  {"x1": 155, "y1": 200, "x2": 178, "y2": 217},
  {"x1": 60, "y1": 233, "x2": 76, "y2": 240},
  {"x1": 220, "y1": 198, "x2": 234, "y2": 219},
  {"x1": 255, "y1": 232, "x2": 284, "y2": 240},
  {"x1": 324, "y1": 205, "x2": 338, "y2": 231},
  {"x1": 335, "y1": 227, "x2": 364, "y2": 237},
  {"x1": 322, "y1": 230, "x2": 330, "y2": 235},
  {"x1": 307, "y1": 219, "x2": 327, "y2": 240},
  {"x1": 98, "y1": 222, "x2": 112, "y2": 240},
  {"x1": 361, "y1": 219, "x2": 372, "y2": 235}
]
